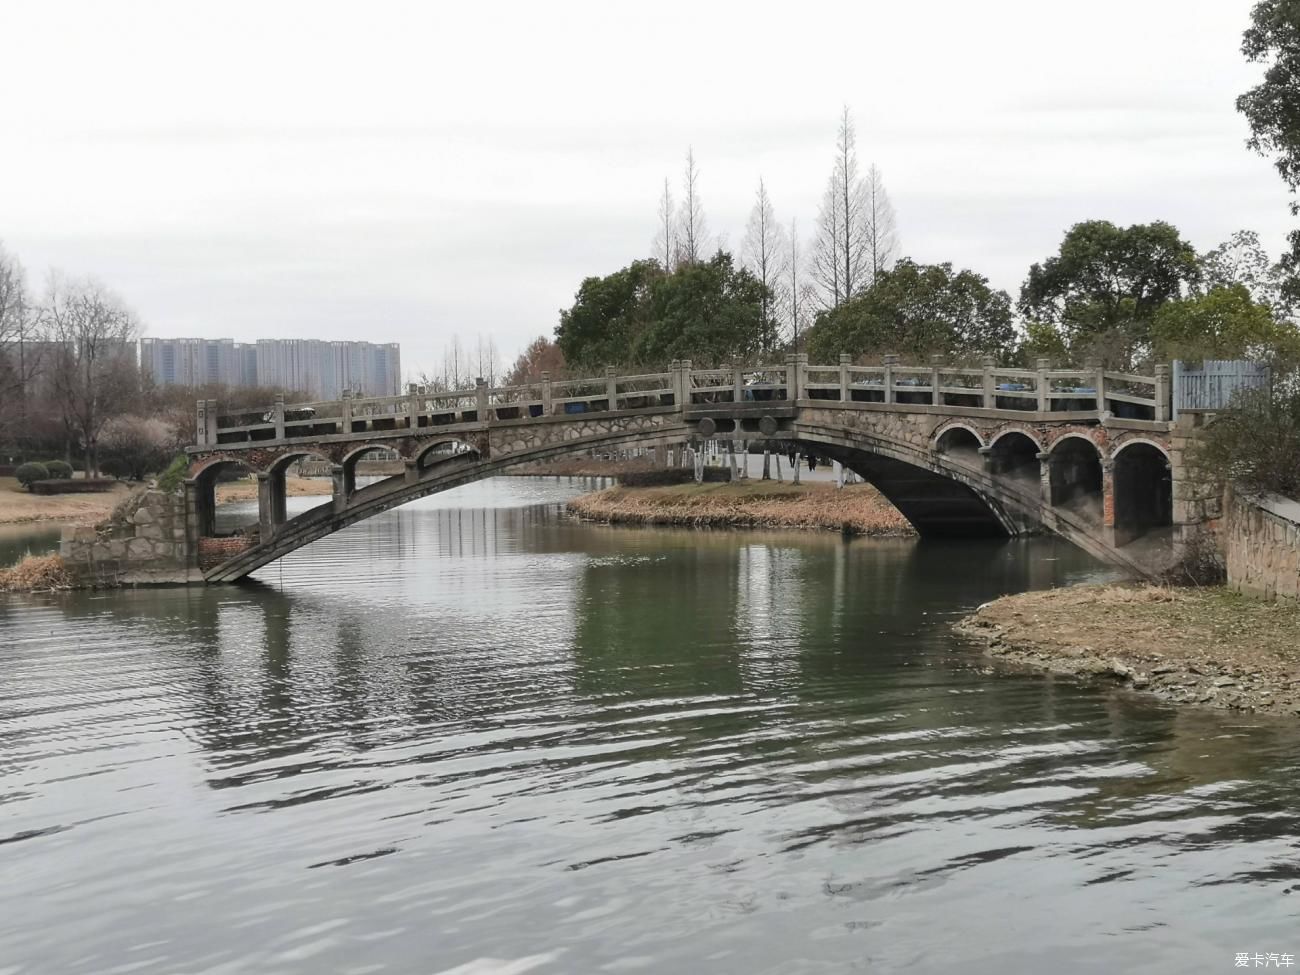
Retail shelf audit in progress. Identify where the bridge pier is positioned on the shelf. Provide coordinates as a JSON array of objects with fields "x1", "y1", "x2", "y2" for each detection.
[
  {"x1": 257, "y1": 469, "x2": 288, "y2": 540},
  {"x1": 332, "y1": 465, "x2": 349, "y2": 513}
]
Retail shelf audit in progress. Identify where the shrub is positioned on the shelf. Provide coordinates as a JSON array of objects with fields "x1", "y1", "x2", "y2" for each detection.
[
  {"x1": 156, "y1": 454, "x2": 188, "y2": 494},
  {"x1": 14, "y1": 462, "x2": 49, "y2": 489},
  {"x1": 1191, "y1": 385, "x2": 1300, "y2": 501},
  {"x1": 45, "y1": 460, "x2": 73, "y2": 479}
]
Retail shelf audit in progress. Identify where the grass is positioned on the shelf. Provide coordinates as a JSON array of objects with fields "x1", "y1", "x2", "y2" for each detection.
[
  {"x1": 0, "y1": 476, "x2": 132, "y2": 526},
  {"x1": 567, "y1": 480, "x2": 913, "y2": 535}
]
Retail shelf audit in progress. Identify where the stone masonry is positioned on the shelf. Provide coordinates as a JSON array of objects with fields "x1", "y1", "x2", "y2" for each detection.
[
  {"x1": 1225, "y1": 490, "x2": 1300, "y2": 603},
  {"x1": 60, "y1": 489, "x2": 204, "y2": 586}
]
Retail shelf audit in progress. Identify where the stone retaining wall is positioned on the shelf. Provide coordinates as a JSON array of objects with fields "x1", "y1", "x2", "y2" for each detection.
[
  {"x1": 60, "y1": 489, "x2": 203, "y2": 586},
  {"x1": 1226, "y1": 491, "x2": 1300, "y2": 603}
]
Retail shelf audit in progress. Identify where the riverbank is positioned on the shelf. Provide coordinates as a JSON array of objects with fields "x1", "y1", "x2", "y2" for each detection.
[
  {"x1": 957, "y1": 585, "x2": 1300, "y2": 716},
  {"x1": 504, "y1": 457, "x2": 656, "y2": 477},
  {"x1": 567, "y1": 481, "x2": 913, "y2": 535},
  {"x1": 0, "y1": 477, "x2": 133, "y2": 526}
]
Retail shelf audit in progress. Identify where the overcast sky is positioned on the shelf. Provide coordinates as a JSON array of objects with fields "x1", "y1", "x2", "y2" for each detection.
[{"x1": 0, "y1": 0, "x2": 1291, "y2": 376}]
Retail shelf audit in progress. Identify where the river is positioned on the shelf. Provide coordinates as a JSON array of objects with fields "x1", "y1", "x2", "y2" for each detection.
[{"x1": 3, "y1": 477, "x2": 1298, "y2": 974}]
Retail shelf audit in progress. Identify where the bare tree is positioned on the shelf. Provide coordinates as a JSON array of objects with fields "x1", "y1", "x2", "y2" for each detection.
[
  {"x1": 0, "y1": 244, "x2": 40, "y2": 446},
  {"x1": 40, "y1": 274, "x2": 140, "y2": 476},
  {"x1": 811, "y1": 173, "x2": 842, "y2": 308},
  {"x1": 678, "y1": 147, "x2": 710, "y2": 264},
  {"x1": 864, "y1": 163, "x2": 898, "y2": 281},
  {"x1": 652, "y1": 177, "x2": 678, "y2": 270},
  {"x1": 812, "y1": 108, "x2": 870, "y2": 307},
  {"x1": 475, "y1": 334, "x2": 500, "y2": 385},
  {"x1": 741, "y1": 179, "x2": 789, "y2": 356},
  {"x1": 786, "y1": 218, "x2": 814, "y2": 352}
]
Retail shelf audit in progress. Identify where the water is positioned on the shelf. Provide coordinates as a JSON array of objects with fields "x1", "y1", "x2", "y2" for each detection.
[{"x1": 2, "y1": 477, "x2": 1299, "y2": 974}]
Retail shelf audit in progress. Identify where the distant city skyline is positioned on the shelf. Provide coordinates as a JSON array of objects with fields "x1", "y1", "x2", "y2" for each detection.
[
  {"x1": 0, "y1": 0, "x2": 1290, "y2": 378},
  {"x1": 140, "y1": 337, "x2": 401, "y2": 400}
]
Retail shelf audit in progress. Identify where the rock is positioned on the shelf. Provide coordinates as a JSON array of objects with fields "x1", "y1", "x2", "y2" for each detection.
[
  {"x1": 1152, "y1": 665, "x2": 1177, "y2": 675},
  {"x1": 1132, "y1": 676, "x2": 1150, "y2": 688},
  {"x1": 1108, "y1": 659, "x2": 1133, "y2": 680},
  {"x1": 132, "y1": 508, "x2": 155, "y2": 525},
  {"x1": 1213, "y1": 677, "x2": 1238, "y2": 687}
]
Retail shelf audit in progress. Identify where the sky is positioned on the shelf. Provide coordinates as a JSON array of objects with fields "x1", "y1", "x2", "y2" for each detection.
[{"x1": 0, "y1": 0, "x2": 1292, "y2": 377}]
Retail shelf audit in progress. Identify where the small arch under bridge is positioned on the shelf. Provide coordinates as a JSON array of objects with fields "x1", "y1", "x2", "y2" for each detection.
[{"x1": 185, "y1": 355, "x2": 1186, "y2": 583}]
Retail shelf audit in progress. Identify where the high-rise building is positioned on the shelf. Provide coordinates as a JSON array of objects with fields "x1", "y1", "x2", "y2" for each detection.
[{"x1": 139, "y1": 337, "x2": 401, "y2": 398}]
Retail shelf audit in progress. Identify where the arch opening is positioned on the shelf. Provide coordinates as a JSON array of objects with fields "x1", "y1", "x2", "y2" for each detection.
[
  {"x1": 1049, "y1": 438, "x2": 1103, "y2": 523},
  {"x1": 1113, "y1": 443, "x2": 1172, "y2": 547},
  {"x1": 193, "y1": 459, "x2": 260, "y2": 539},
  {"x1": 935, "y1": 427, "x2": 982, "y2": 469},
  {"x1": 417, "y1": 439, "x2": 478, "y2": 470},
  {"x1": 988, "y1": 432, "x2": 1040, "y2": 486}
]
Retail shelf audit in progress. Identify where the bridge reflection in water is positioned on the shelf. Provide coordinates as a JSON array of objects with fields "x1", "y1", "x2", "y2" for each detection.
[{"x1": 186, "y1": 356, "x2": 1185, "y2": 581}]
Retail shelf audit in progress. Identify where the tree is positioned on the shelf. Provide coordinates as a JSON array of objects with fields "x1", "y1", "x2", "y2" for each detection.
[
  {"x1": 1151, "y1": 284, "x2": 1300, "y2": 364},
  {"x1": 652, "y1": 178, "x2": 677, "y2": 270},
  {"x1": 1200, "y1": 229, "x2": 1292, "y2": 315},
  {"x1": 1237, "y1": 4, "x2": 1300, "y2": 305},
  {"x1": 677, "y1": 148, "x2": 709, "y2": 265},
  {"x1": 807, "y1": 259, "x2": 1014, "y2": 362},
  {"x1": 787, "y1": 218, "x2": 813, "y2": 353},
  {"x1": 741, "y1": 180, "x2": 788, "y2": 356},
  {"x1": 0, "y1": 244, "x2": 42, "y2": 448},
  {"x1": 637, "y1": 252, "x2": 768, "y2": 364},
  {"x1": 99, "y1": 415, "x2": 180, "y2": 481},
  {"x1": 864, "y1": 164, "x2": 898, "y2": 280},
  {"x1": 39, "y1": 274, "x2": 141, "y2": 476},
  {"x1": 504, "y1": 336, "x2": 566, "y2": 385},
  {"x1": 555, "y1": 259, "x2": 661, "y2": 368},
  {"x1": 812, "y1": 108, "x2": 870, "y2": 308},
  {"x1": 1019, "y1": 220, "x2": 1200, "y2": 366}
]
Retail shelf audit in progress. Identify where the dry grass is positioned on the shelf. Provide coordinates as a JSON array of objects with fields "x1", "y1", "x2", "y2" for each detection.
[
  {"x1": 0, "y1": 554, "x2": 72, "y2": 592},
  {"x1": 215, "y1": 476, "x2": 332, "y2": 503},
  {"x1": 0, "y1": 476, "x2": 132, "y2": 526},
  {"x1": 567, "y1": 481, "x2": 913, "y2": 535}
]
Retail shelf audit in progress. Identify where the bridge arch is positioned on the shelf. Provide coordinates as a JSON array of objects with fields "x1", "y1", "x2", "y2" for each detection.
[
  {"x1": 1046, "y1": 434, "x2": 1104, "y2": 520},
  {"x1": 986, "y1": 429, "x2": 1040, "y2": 483},
  {"x1": 414, "y1": 438, "x2": 480, "y2": 469},
  {"x1": 1112, "y1": 440, "x2": 1172, "y2": 545}
]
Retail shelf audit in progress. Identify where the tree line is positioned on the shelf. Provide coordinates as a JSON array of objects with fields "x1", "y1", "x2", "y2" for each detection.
[
  {"x1": 0, "y1": 244, "x2": 302, "y2": 477},
  {"x1": 534, "y1": 94, "x2": 1300, "y2": 379}
]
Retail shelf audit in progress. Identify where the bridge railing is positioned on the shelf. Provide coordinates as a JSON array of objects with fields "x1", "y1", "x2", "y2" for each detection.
[{"x1": 194, "y1": 357, "x2": 1171, "y2": 447}]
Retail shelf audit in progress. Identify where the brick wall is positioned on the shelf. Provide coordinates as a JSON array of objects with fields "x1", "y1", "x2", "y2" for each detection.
[{"x1": 197, "y1": 535, "x2": 257, "y2": 571}]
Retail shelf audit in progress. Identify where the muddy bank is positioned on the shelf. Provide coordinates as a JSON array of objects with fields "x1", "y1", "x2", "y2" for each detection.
[
  {"x1": 957, "y1": 585, "x2": 1300, "y2": 717},
  {"x1": 567, "y1": 481, "x2": 913, "y2": 536}
]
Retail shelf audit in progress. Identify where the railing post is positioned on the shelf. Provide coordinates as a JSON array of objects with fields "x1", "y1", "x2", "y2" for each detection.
[
  {"x1": 605, "y1": 365, "x2": 618, "y2": 412},
  {"x1": 797, "y1": 352, "x2": 808, "y2": 401},
  {"x1": 1036, "y1": 358, "x2": 1051, "y2": 413},
  {"x1": 540, "y1": 371, "x2": 553, "y2": 415},
  {"x1": 475, "y1": 377, "x2": 489, "y2": 422},
  {"x1": 680, "y1": 359, "x2": 693, "y2": 408},
  {"x1": 274, "y1": 396, "x2": 286, "y2": 440},
  {"x1": 407, "y1": 383, "x2": 421, "y2": 431},
  {"x1": 981, "y1": 356, "x2": 996, "y2": 409},
  {"x1": 1154, "y1": 364, "x2": 1171, "y2": 422},
  {"x1": 883, "y1": 354, "x2": 898, "y2": 405},
  {"x1": 340, "y1": 389, "x2": 354, "y2": 435},
  {"x1": 839, "y1": 353, "x2": 850, "y2": 401},
  {"x1": 196, "y1": 399, "x2": 208, "y2": 446},
  {"x1": 784, "y1": 353, "x2": 798, "y2": 401},
  {"x1": 1082, "y1": 357, "x2": 1104, "y2": 415},
  {"x1": 205, "y1": 399, "x2": 219, "y2": 445},
  {"x1": 733, "y1": 363, "x2": 744, "y2": 404},
  {"x1": 929, "y1": 354, "x2": 943, "y2": 407}
]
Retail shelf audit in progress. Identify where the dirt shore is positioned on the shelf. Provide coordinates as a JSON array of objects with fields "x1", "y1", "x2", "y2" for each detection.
[
  {"x1": 567, "y1": 481, "x2": 913, "y2": 536},
  {"x1": 0, "y1": 477, "x2": 133, "y2": 526},
  {"x1": 957, "y1": 585, "x2": 1300, "y2": 717}
]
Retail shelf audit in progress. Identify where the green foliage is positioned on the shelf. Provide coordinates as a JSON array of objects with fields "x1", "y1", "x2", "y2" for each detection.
[
  {"x1": 1015, "y1": 320, "x2": 1070, "y2": 366},
  {"x1": 1152, "y1": 284, "x2": 1300, "y2": 365},
  {"x1": 157, "y1": 454, "x2": 188, "y2": 494},
  {"x1": 44, "y1": 460, "x2": 73, "y2": 479},
  {"x1": 1192, "y1": 385, "x2": 1300, "y2": 501},
  {"x1": 555, "y1": 253, "x2": 770, "y2": 367},
  {"x1": 807, "y1": 259, "x2": 1013, "y2": 362},
  {"x1": 14, "y1": 462, "x2": 49, "y2": 489},
  {"x1": 555, "y1": 259, "x2": 660, "y2": 368},
  {"x1": 1019, "y1": 220, "x2": 1200, "y2": 365}
]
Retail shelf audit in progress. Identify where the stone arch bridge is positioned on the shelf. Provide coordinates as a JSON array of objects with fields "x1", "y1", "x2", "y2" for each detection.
[{"x1": 184, "y1": 355, "x2": 1191, "y2": 583}]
